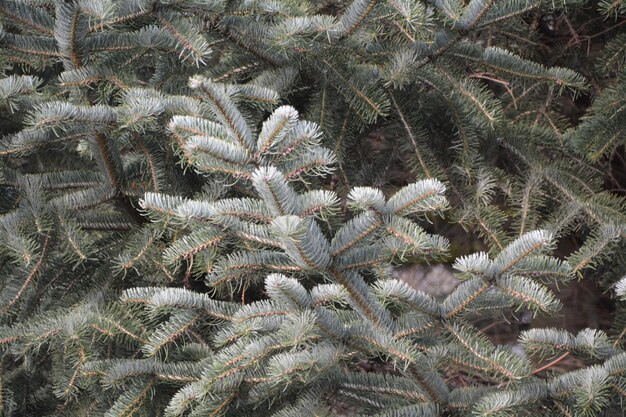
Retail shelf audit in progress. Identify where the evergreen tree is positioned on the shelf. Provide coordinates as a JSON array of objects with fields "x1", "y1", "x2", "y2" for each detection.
[{"x1": 0, "y1": 0, "x2": 624, "y2": 416}]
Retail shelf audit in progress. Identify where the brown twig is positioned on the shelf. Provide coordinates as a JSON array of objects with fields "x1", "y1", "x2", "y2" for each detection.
[
  {"x1": 532, "y1": 352, "x2": 571, "y2": 375},
  {"x1": 469, "y1": 72, "x2": 517, "y2": 109},
  {"x1": 563, "y1": 16, "x2": 581, "y2": 47},
  {"x1": 241, "y1": 281, "x2": 248, "y2": 304},
  {"x1": 614, "y1": 326, "x2": 626, "y2": 347},
  {"x1": 477, "y1": 319, "x2": 506, "y2": 335},
  {"x1": 183, "y1": 257, "x2": 194, "y2": 289}
]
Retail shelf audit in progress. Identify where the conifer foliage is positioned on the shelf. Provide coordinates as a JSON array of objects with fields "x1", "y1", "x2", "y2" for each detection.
[{"x1": 0, "y1": 0, "x2": 625, "y2": 416}]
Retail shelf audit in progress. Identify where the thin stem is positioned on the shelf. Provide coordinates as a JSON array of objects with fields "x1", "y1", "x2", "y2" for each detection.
[{"x1": 532, "y1": 352, "x2": 570, "y2": 375}]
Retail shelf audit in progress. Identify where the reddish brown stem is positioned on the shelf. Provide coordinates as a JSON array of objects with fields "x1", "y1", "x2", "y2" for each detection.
[{"x1": 532, "y1": 352, "x2": 571, "y2": 375}]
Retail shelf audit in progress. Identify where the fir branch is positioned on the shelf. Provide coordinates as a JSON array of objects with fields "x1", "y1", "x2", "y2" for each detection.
[
  {"x1": 1, "y1": 234, "x2": 50, "y2": 314},
  {"x1": 389, "y1": 92, "x2": 432, "y2": 178}
]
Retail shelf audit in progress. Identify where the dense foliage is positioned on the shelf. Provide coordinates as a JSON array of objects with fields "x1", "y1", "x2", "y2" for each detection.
[{"x1": 0, "y1": 0, "x2": 625, "y2": 416}]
